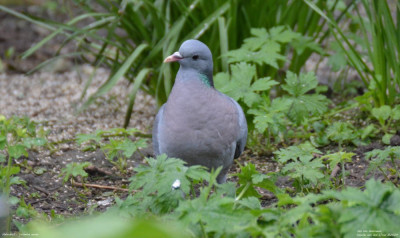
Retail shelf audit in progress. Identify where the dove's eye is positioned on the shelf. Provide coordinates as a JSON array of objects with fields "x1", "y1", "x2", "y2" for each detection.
[{"x1": 192, "y1": 55, "x2": 199, "y2": 60}]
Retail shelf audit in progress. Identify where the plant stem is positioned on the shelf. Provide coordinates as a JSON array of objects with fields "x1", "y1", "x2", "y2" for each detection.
[
  {"x1": 235, "y1": 182, "x2": 250, "y2": 201},
  {"x1": 341, "y1": 162, "x2": 345, "y2": 186},
  {"x1": 200, "y1": 221, "x2": 208, "y2": 238}
]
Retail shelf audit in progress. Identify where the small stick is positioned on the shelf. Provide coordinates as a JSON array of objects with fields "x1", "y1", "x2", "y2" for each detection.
[
  {"x1": 71, "y1": 179, "x2": 129, "y2": 192},
  {"x1": 330, "y1": 164, "x2": 341, "y2": 178},
  {"x1": 32, "y1": 185, "x2": 50, "y2": 195}
]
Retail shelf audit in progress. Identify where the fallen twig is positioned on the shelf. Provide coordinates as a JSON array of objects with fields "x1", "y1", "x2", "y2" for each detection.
[
  {"x1": 330, "y1": 164, "x2": 341, "y2": 178},
  {"x1": 71, "y1": 179, "x2": 129, "y2": 192},
  {"x1": 32, "y1": 185, "x2": 50, "y2": 195}
]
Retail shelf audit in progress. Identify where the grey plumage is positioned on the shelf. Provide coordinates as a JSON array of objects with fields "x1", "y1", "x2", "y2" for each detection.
[{"x1": 152, "y1": 39, "x2": 247, "y2": 183}]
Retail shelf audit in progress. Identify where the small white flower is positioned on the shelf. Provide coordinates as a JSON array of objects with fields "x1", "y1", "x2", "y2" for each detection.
[{"x1": 172, "y1": 179, "x2": 181, "y2": 190}]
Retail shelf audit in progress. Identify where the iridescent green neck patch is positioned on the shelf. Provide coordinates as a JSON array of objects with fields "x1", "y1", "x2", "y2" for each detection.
[{"x1": 199, "y1": 73, "x2": 212, "y2": 87}]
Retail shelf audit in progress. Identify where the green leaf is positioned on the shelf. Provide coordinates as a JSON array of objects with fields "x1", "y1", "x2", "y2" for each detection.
[
  {"x1": 392, "y1": 105, "x2": 400, "y2": 120},
  {"x1": 235, "y1": 163, "x2": 279, "y2": 198},
  {"x1": 33, "y1": 167, "x2": 47, "y2": 175},
  {"x1": 76, "y1": 132, "x2": 102, "y2": 145},
  {"x1": 321, "y1": 151, "x2": 354, "y2": 171},
  {"x1": 371, "y1": 105, "x2": 391, "y2": 125},
  {"x1": 335, "y1": 179, "x2": 400, "y2": 236},
  {"x1": 282, "y1": 71, "x2": 318, "y2": 97},
  {"x1": 249, "y1": 98, "x2": 291, "y2": 134},
  {"x1": 130, "y1": 154, "x2": 209, "y2": 199},
  {"x1": 275, "y1": 143, "x2": 324, "y2": 185},
  {"x1": 216, "y1": 63, "x2": 278, "y2": 107},
  {"x1": 0, "y1": 153, "x2": 6, "y2": 163},
  {"x1": 382, "y1": 133, "x2": 393, "y2": 145},
  {"x1": 60, "y1": 162, "x2": 91, "y2": 182},
  {"x1": 23, "y1": 137, "x2": 47, "y2": 148},
  {"x1": 226, "y1": 26, "x2": 309, "y2": 69},
  {"x1": 0, "y1": 136, "x2": 6, "y2": 150},
  {"x1": 217, "y1": 62, "x2": 255, "y2": 101},
  {"x1": 8, "y1": 144, "x2": 28, "y2": 159},
  {"x1": 326, "y1": 122, "x2": 357, "y2": 144},
  {"x1": 250, "y1": 77, "x2": 279, "y2": 91},
  {"x1": 274, "y1": 142, "x2": 321, "y2": 164},
  {"x1": 282, "y1": 72, "x2": 329, "y2": 124},
  {"x1": 176, "y1": 194, "x2": 257, "y2": 236},
  {"x1": 282, "y1": 158, "x2": 325, "y2": 185},
  {"x1": 102, "y1": 138, "x2": 148, "y2": 159},
  {"x1": 365, "y1": 146, "x2": 400, "y2": 176}
]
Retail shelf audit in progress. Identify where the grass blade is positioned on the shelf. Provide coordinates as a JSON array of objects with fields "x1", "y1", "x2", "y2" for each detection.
[{"x1": 79, "y1": 44, "x2": 148, "y2": 112}]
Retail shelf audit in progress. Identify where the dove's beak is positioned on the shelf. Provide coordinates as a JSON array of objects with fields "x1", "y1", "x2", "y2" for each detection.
[{"x1": 164, "y1": 52, "x2": 183, "y2": 63}]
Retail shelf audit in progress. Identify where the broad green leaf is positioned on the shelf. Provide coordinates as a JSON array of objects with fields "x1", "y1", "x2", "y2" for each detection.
[
  {"x1": 8, "y1": 144, "x2": 28, "y2": 159},
  {"x1": 382, "y1": 133, "x2": 393, "y2": 145},
  {"x1": 371, "y1": 105, "x2": 391, "y2": 123}
]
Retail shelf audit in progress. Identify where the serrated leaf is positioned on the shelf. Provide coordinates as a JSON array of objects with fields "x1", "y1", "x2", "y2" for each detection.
[
  {"x1": 365, "y1": 146, "x2": 400, "y2": 176},
  {"x1": 335, "y1": 179, "x2": 400, "y2": 236},
  {"x1": 176, "y1": 194, "x2": 257, "y2": 235},
  {"x1": 248, "y1": 97, "x2": 291, "y2": 134},
  {"x1": 130, "y1": 155, "x2": 209, "y2": 197},
  {"x1": 282, "y1": 159, "x2": 325, "y2": 185},
  {"x1": 60, "y1": 162, "x2": 91, "y2": 182},
  {"x1": 282, "y1": 72, "x2": 329, "y2": 124},
  {"x1": 321, "y1": 151, "x2": 354, "y2": 170},
  {"x1": 282, "y1": 71, "x2": 318, "y2": 96},
  {"x1": 217, "y1": 63, "x2": 254, "y2": 100},
  {"x1": 274, "y1": 142, "x2": 321, "y2": 164},
  {"x1": 227, "y1": 26, "x2": 291, "y2": 68},
  {"x1": 326, "y1": 122, "x2": 357, "y2": 144},
  {"x1": 250, "y1": 77, "x2": 278, "y2": 91}
]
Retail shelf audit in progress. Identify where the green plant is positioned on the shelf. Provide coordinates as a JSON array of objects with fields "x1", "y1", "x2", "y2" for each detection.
[
  {"x1": 370, "y1": 105, "x2": 400, "y2": 144},
  {"x1": 0, "y1": 0, "x2": 346, "y2": 127},
  {"x1": 21, "y1": 154, "x2": 400, "y2": 238},
  {"x1": 274, "y1": 142, "x2": 326, "y2": 193},
  {"x1": 0, "y1": 115, "x2": 47, "y2": 232},
  {"x1": 215, "y1": 63, "x2": 279, "y2": 108},
  {"x1": 282, "y1": 71, "x2": 330, "y2": 124},
  {"x1": 326, "y1": 122, "x2": 358, "y2": 148},
  {"x1": 321, "y1": 151, "x2": 355, "y2": 186},
  {"x1": 76, "y1": 128, "x2": 148, "y2": 173},
  {"x1": 0, "y1": 115, "x2": 47, "y2": 195},
  {"x1": 365, "y1": 146, "x2": 400, "y2": 186},
  {"x1": 60, "y1": 162, "x2": 92, "y2": 183},
  {"x1": 244, "y1": 71, "x2": 329, "y2": 147},
  {"x1": 120, "y1": 154, "x2": 210, "y2": 216},
  {"x1": 235, "y1": 163, "x2": 279, "y2": 200},
  {"x1": 306, "y1": 0, "x2": 400, "y2": 107}
]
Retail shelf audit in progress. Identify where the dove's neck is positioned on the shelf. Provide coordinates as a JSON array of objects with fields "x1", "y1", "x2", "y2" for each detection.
[{"x1": 176, "y1": 68, "x2": 214, "y2": 88}]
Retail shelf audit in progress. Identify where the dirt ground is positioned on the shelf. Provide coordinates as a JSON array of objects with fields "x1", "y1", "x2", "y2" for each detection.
[{"x1": 1, "y1": 4, "x2": 399, "y2": 229}]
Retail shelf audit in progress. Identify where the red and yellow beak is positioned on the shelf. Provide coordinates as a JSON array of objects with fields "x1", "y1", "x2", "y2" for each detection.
[{"x1": 164, "y1": 52, "x2": 183, "y2": 63}]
